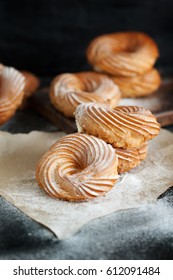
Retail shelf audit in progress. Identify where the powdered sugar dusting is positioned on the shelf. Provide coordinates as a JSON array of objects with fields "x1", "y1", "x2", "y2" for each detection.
[{"x1": 0, "y1": 129, "x2": 173, "y2": 239}]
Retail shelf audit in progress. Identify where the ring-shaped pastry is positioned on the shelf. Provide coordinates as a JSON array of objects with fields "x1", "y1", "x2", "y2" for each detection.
[
  {"x1": 20, "y1": 71, "x2": 40, "y2": 109},
  {"x1": 49, "y1": 72, "x2": 121, "y2": 117},
  {"x1": 0, "y1": 64, "x2": 25, "y2": 125},
  {"x1": 36, "y1": 133, "x2": 119, "y2": 201},
  {"x1": 21, "y1": 71, "x2": 40, "y2": 98},
  {"x1": 75, "y1": 103, "x2": 160, "y2": 148},
  {"x1": 111, "y1": 69, "x2": 161, "y2": 97},
  {"x1": 115, "y1": 143, "x2": 148, "y2": 174},
  {"x1": 87, "y1": 32, "x2": 159, "y2": 77}
]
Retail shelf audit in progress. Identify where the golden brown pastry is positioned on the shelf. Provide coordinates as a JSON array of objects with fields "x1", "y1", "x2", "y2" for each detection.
[
  {"x1": 36, "y1": 133, "x2": 119, "y2": 201},
  {"x1": 21, "y1": 71, "x2": 40, "y2": 98},
  {"x1": 0, "y1": 65, "x2": 25, "y2": 125},
  {"x1": 138, "y1": 143, "x2": 148, "y2": 160},
  {"x1": 19, "y1": 71, "x2": 40, "y2": 109},
  {"x1": 49, "y1": 71, "x2": 121, "y2": 117},
  {"x1": 115, "y1": 143, "x2": 148, "y2": 174},
  {"x1": 75, "y1": 103, "x2": 160, "y2": 148},
  {"x1": 87, "y1": 32, "x2": 159, "y2": 77},
  {"x1": 111, "y1": 69, "x2": 161, "y2": 97}
]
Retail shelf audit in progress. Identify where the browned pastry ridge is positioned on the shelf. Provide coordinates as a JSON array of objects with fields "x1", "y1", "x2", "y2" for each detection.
[
  {"x1": 111, "y1": 68, "x2": 161, "y2": 98},
  {"x1": 0, "y1": 64, "x2": 25, "y2": 125},
  {"x1": 20, "y1": 71, "x2": 40, "y2": 109},
  {"x1": 115, "y1": 143, "x2": 148, "y2": 174},
  {"x1": 49, "y1": 71, "x2": 121, "y2": 117},
  {"x1": 36, "y1": 133, "x2": 119, "y2": 201},
  {"x1": 87, "y1": 32, "x2": 159, "y2": 77},
  {"x1": 21, "y1": 71, "x2": 40, "y2": 98},
  {"x1": 75, "y1": 103, "x2": 160, "y2": 148}
]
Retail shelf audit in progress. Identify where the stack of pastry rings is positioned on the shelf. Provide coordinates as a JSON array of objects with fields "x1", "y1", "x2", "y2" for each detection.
[
  {"x1": 75, "y1": 103, "x2": 160, "y2": 174},
  {"x1": 36, "y1": 103, "x2": 160, "y2": 202},
  {"x1": 87, "y1": 32, "x2": 161, "y2": 97}
]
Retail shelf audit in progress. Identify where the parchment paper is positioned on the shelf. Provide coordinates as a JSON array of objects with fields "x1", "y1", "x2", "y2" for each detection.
[
  {"x1": 0, "y1": 129, "x2": 173, "y2": 239},
  {"x1": 119, "y1": 96, "x2": 161, "y2": 112}
]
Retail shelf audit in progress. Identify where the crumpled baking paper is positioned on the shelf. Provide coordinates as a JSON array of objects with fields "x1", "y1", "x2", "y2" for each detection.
[{"x1": 0, "y1": 129, "x2": 173, "y2": 239}]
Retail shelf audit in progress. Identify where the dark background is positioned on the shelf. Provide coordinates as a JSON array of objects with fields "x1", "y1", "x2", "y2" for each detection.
[{"x1": 0, "y1": 0, "x2": 173, "y2": 76}]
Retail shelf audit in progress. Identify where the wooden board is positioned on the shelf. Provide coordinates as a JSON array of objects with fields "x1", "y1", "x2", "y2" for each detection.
[
  {"x1": 29, "y1": 78, "x2": 173, "y2": 134},
  {"x1": 29, "y1": 88, "x2": 76, "y2": 133}
]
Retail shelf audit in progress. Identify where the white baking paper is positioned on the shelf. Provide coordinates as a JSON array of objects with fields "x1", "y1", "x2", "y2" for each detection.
[{"x1": 0, "y1": 129, "x2": 173, "y2": 239}]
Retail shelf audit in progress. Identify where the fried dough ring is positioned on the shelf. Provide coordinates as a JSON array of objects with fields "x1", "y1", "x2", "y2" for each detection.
[
  {"x1": 0, "y1": 65, "x2": 25, "y2": 125},
  {"x1": 49, "y1": 72, "x2": 121, "y2": 117},
  {"x1": 116, "y1": 143, "x2": 148, "y2": 174},
  {"x1": 87, "y1": 32, "x2": 159, "y2": 77},
  {"x1": 111, "y1": 69, "x2": 161, "y2": 97},
  {"x1": 36, "y1": 133, "x2": 119, "y2": 201},
  {"x1": 21, "y1": 71, "x2": 40, "y2": 98},
  {"x1": 75, "y1": 103, "x2": 160, "y2": 148},
  {"x1": 19, "y1": 71, "x2": 40, "y2": 109}
]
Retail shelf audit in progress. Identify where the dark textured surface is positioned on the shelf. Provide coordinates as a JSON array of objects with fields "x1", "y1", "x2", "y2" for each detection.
[
  {"x1": 1, "y1": 189, "x2": 173, "y2": 260},
  {"x1": 0, "y1": 109, "x2": 58, "y2": 133},
  {"x1": 0, "y1": 0, "x2": 173, "y2": 75}
]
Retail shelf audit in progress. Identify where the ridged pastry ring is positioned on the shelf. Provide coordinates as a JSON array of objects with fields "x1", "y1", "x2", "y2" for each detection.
[
  {"x1": 21, "y1": 71, "x2": 40, "y2": 98},
  {"x1": 115, "y1": 143, "x2": 148, "y2": 174},
  {"x1": 49, "y1": 71, "x2": 121, "y2": 117},
  {"x1": 75, "y1": 103, "x2": 160, "y2": 148},
  {"x1": 19, "y1": 71, "x2": 40, "y2": 109},
  {"x1": 0, "y1": 64, "x2": 25, "y2": 125},
  {"x1": 87, "y1": 32, "x2": 159, "y2": 77},
  {"x1": 111, "y1": 69, "x2": 161, "y2": 98},
  {"x1": 36, "y1": 133, "x2": 119, "y2": 201}
]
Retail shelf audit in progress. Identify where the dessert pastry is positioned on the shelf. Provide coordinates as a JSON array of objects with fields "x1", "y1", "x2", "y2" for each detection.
[
  {"x1": 0, "y1": 65, "x2": 25, "y2": 125},
  {"x1": 21, "y1": 71, "x2": 40, "y2": 98},
  {"x1": 20, "y1": 71, "x2": 40, "y2": 108},
  {"x1": 75, "y1": 103, "x2": 160, "y2": 148},
  {"x1": 111, "y1": 69, "x2": 161, "y2": 97},
  {"x1": 138, "y1": 143, "x2": 148, "y2": 160},
  {"x1": 115, "y1": 143, "x2": 148, "y2": 174},
  {"x1": 36, "y1": 133, "x2": 119, "y2": 201},
  {"x1": 87, "y1": 32, "x2": 159, "y2": 77},
  {"x1": 49, "y1": 71, "x2": 121, "y2": 117}
]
